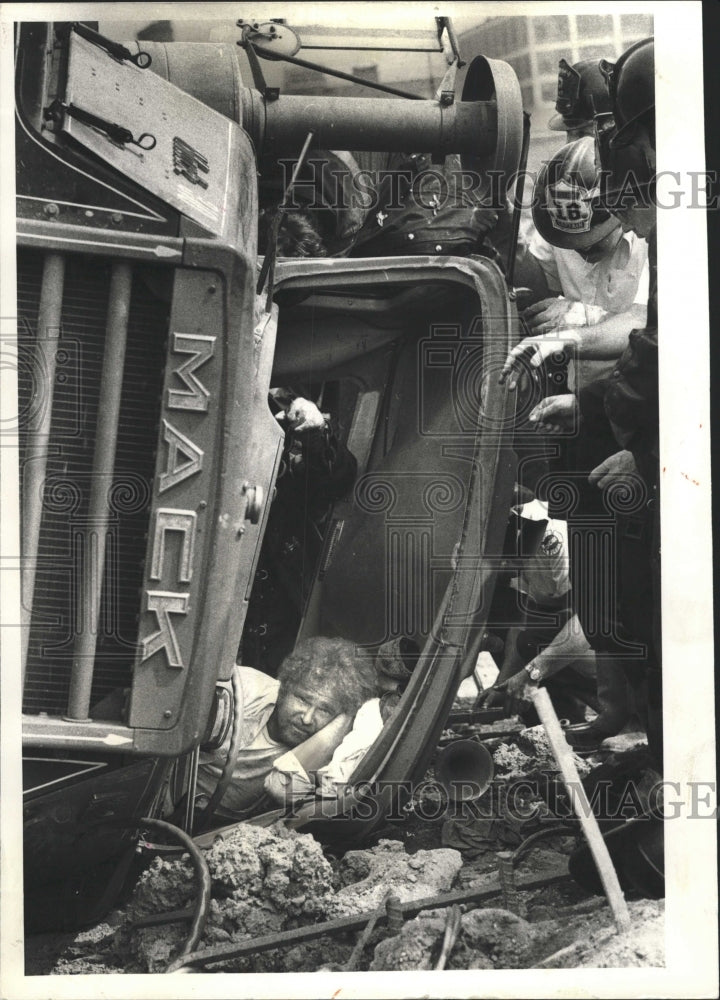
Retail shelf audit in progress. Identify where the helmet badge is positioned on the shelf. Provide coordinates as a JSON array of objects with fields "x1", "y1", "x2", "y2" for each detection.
[{"x1": 546, "y1": 178, "x2": 594, "y2": 234}]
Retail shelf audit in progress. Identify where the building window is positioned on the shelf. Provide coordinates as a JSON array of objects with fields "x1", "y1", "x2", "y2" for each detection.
[
  {"x1": 509, "y1": 19, "x2": 528, "y2": 50},
  {"x1": 537, "y1": 48, "x2": 570, "y2": 76},
  {"x1": 620, "y1": 14, "x2": 654, "y2": 37},
  {"x1": 576, "y1": 14, "x2": 613, "y2": 38},
  {"x1": 579, "y1": 44, "x2": 614, "y2": 62},
  {"x1": 533, "y1": 15, "x2": 570, "y2": 44},
  {"x1": 541, "y1": 79, "x2": 558, "y2": 103},
  {"x1": 511, "y1": 54, "x2": 531, "y2": 82}
]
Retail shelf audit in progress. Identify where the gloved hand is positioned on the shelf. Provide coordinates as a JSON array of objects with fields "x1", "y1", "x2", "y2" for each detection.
[
  {"x1": 527, "y1": 393, "x2": 578, "y2": 434},
  {"x1": 522, "y1": 297, "x2": 588, "y2": 334},
  {"x1": 499, "y1": 332, "x2": 580, "y2": 389},
  {"x1": 277, "y1": 397, "x2": 328, "y2": 433}
]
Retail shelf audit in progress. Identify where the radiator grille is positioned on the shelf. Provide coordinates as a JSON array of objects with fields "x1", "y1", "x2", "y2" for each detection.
[{"x1": 18, "y1": 249, "x2": 169, "y2": 715}]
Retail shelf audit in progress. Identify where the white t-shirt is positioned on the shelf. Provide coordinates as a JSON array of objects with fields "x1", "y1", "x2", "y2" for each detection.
[
  {"x1": 529, "y1": 230, "x2": 649, "y2": 313},
  {"x1": 520, "y1": 520, "x2": 571, "y2": 605},
  {"x1": 197, "y1": 666, "x2": 284, "y2": 820},
  {"x1": 511, "y1": 503, "x2": 571, "y2": 606},
  {"x1": 529, "y1": 230, "x2": 650, "y2": 389}
]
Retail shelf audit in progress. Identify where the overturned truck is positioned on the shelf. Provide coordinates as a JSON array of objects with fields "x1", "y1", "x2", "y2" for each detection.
[{"x1": 15, "y1": 18, "x2": 529, "y2": 931}]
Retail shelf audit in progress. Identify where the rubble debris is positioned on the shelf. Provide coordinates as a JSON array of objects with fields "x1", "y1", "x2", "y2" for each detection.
[
  {"x1": 370, "y1": 905, "x2": 551, "y2": 971},
  {"x1": 492, "y1": 741, "x2": 533, "y2": 778},
  {"x1": 440, "y1": 789, "x2": 555, "y2": 861},
  {"x1": 370, "y1": 907, "x2": 475, "y2": 971},
  {"x1": 492, "y1": 726, "x2": 591, "y2": 778},
  {"x1": 540, "y1": 899, "x2": 665, "y2": 968},
  {"x1": 334, "y1": 840, "x2": 463, "y2": 916},
  {"x1": 49, "y1": 827, "x2": 466, "y2": 974},
  {"x1": 370, "y1": 898, "x2": 664, "y2": 971},
  {"x1": 35, "y1": 729, "x2": 664, "y2": 975},
  {"x1": 51, "y1": 821, "x2": 338, "y2": 974}
]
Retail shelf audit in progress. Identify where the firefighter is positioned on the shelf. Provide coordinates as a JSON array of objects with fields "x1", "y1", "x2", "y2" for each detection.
[
  {"x1": 548, "y1": 58, "x2": 614, "y2": 141},
  {"x1": 502, "y1": 136, "x2": 649, "y2": 394},
  {"x1": 501, "y1": 138, "x2": 650, "y2": 747},
  {"x1": 527, "y1": 38, "x2": 660, "y2": 761},
  {"x1": 513, "y1": 56, "x2": 616, "y2": 269}
]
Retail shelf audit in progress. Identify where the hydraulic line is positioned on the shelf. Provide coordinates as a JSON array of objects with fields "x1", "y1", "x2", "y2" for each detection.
[
  {"x1": 196, "y1": 666, "x2": 244, "y2": 831},
  {"x1": 138, "y1": 817, "x2": 212, "y2": 965}
]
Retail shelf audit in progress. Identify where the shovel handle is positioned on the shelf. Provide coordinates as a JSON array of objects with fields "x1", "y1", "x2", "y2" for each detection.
[{"x1": 530, "y1": 687, "x2": 632, "y2": 934}]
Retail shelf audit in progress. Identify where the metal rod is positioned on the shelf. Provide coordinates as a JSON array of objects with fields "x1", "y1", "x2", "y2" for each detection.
[
  {"x1": 506, "y1": 110, "x2": 531, "y2": 287},
  {"x1": 21, "y1": 253, "x2": 65, "y2": 684},
  {"x1": 530, "y1": 687, "x2": 632, "y2": 934},
  {"x1": 168, "y1": 863, "x2": 569, "y2": 970},
  {"x1": 132, "y1": 906, "x2": 194, "y2": 929},
  {"x1": 67, "y1": 262, "x2": 132, "y2": 720},
  {"x1": 344, "y1": 907, "x2": 381, "y2": 971},
  {"x1": 434, "y1": 904, "x2": 461, "y2": 970},
  {"x1": 183, "y1": 746, "x2": 201, "y2": 835},
  {"x1": 253, "y1": 46, "x2": 424, "y2": 101},
  {"x1": 436, "y1": 16, "x2": 466, "y2": 68}
]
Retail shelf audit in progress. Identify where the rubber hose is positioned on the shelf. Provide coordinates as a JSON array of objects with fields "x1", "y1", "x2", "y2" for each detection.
[
  {"x1": 138, "y1": 816, "x2": 212, "y2": 968},
  {"x1": 198, "y1": 665, "x2": 244, "y2": 830}
]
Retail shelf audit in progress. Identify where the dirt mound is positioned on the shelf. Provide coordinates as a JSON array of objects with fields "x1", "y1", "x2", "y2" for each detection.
[
  {"x1": 334, "y1": 839, "x2": 462, "y2": 915},
  {"x1": 370, "y1": 898, "x2": 664, "y2": 971}
]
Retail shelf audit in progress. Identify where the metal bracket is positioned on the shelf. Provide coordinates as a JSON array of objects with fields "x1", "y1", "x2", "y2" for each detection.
[
  {"x1": 71, "y1": 22, "x2": 151, "y2": 68},
  {"x1": 436, "y1": 16, "x2": 466, "y2": 68},
  {"x1": 45, "y1": 99, "x2": 156, "y2": 150},
  {"x1": 239, "y1": 26, "x2": 276, "y2": 99},
  {"x1": 239, "y1": 27, "x2": 423, "y2": 101}
]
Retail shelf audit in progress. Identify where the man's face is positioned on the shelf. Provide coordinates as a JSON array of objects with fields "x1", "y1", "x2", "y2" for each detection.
[
  {"x1": 614, "y1": 203, "x2": 655, "y2": 239},
  {"x1": 270, "y1": 679, "x2": 340, "y2": 747},
  {"x1": 566, "y1": 124, "x2": 595, "y2": 142},
  {"x1": 608, "y1": 124, "x2": 656, "y2": 239},
  {"x1": 576, "y1": 223, "x2": 623, "y2": 263}
]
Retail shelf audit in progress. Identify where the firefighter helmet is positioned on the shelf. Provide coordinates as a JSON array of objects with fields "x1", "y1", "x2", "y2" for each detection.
[
  {"x1": 548, "y1": 59, "x2": 613, "y2": 133},
  {"x1": 533, "y1": 137, "x2": 618, "y2": 250},
  {"x1": 599, "y1": 37, "x2": 654, "y2": 145},
  {"x1": 595, "y1": 39, "x2": 655, "y2": 206}
]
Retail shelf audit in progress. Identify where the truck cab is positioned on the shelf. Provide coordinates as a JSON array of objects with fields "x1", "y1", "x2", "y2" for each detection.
[{"x1": 13, "y1": 18, "x2": 528, "y2": 930}]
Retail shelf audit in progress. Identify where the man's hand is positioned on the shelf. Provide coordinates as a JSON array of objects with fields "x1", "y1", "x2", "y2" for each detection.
[
  {"x1": 523, "y1": 297, "x2": 587, "y2": 335},
  {"x1": 494, "y1": 669, "x2": 538, "y2": 716},
  {"x1": 528, "y1": 393, "x2": 578, "y2": 434},
  {"x1": 291, "y1": 713, "x2": 354, "y2": 773},
  {"x1": 277, "y1": 397, "x2": 327, "y2": 433},
  {"x1": 499, "y1": 333, "x2": 579, "y2": 390},
  {"x1": 588, "y1": 450, "x2": 638, "y2": 488}
]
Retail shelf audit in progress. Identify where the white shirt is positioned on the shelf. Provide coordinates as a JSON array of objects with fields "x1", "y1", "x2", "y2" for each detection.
[
  {"x1": 529, "y1": 230, "x2": 650, "y2": 389},
  {"x1": 197, "y1": 666, "x2": 284, "y2": 820},
  {"x1": 529, "y1": 230, "x2": 649, "y2": 314},
  {"x1": 512, "y1": 503, "x2": 571, "y2": 605}
]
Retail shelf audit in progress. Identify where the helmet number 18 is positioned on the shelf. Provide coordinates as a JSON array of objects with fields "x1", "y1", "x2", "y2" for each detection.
[{"x1": 547, "y1": 180, "x2": 593, "y2": 233}]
